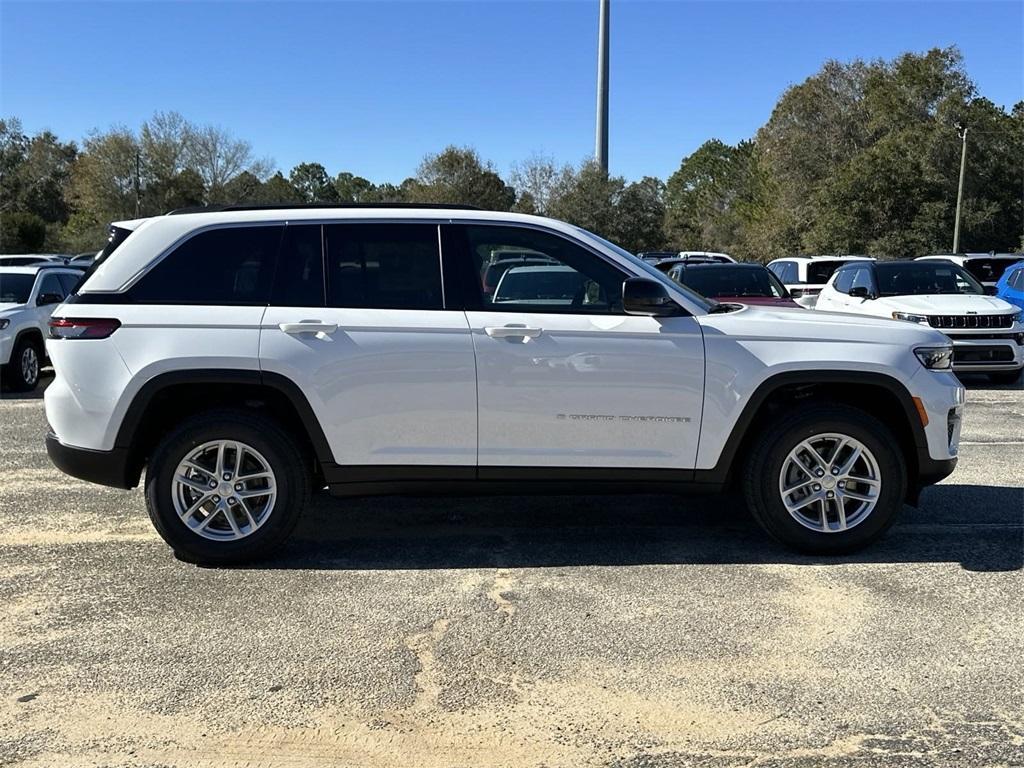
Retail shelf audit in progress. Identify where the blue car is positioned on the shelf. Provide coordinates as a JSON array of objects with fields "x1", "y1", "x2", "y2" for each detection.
[{"x1": 995, "y1": 261, "x2": 1024, "y2": 312}]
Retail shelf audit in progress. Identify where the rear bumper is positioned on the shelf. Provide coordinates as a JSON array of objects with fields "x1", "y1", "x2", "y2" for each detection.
[{"x1": 45, "y1": 431, "x2": 136, "y2": 489}]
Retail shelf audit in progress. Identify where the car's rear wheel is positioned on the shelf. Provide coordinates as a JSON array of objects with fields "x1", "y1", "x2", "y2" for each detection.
[
  {"x1": 145, "y1": 410, "x2": 310, "y2": 565},
  {"x1": 4, "y1": 336, "x2": 42, "y2": 391},
  {"x1": 988, "y1": 369, "x2": 1022, "y2": 385},
  {"x1": 743, "y1": 405, "x2": 907, "y2": 554}
]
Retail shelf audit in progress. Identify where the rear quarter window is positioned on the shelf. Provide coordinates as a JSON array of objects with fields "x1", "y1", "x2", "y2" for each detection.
[{"x1": 128, "y1": 226, "x2": 283, "y2": 305}]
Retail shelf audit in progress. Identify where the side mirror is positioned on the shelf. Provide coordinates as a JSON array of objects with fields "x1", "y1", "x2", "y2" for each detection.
[
  {"x1": 623, "y1": 278, "x2": 682, "y2": 317},
  {"x1": 848, "y1": 286, "x2": 873, "y2": 299},
  {"x1": 36, "y1": 292, "x2": 63, "y2": 306}
]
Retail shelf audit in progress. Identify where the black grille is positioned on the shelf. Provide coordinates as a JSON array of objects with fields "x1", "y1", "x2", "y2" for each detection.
[
  {"x1": 928, "y1": 314, "x2": 1014, "y2": 329},
  {"x1": 947, "y1": 332, "x2": 1022, "y2": 343},
  {"x1": 952, "y1": 345, "x2": 1015, "y2": 364}
]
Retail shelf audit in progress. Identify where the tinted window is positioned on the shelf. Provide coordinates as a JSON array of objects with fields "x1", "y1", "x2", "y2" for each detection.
[
  {"x1": 769, "y1": 261, "x2": 796, "y2": 283},
  {"x1": 677, "y1": 266, "x2": 784, "y2": 299},
  {"x1": 964, "y1": 258, "x2": 1022, "y2": 283},
  {"x1": 806, "y1": 261, "x2": 852, "y2": 284},
  {"x1": 129, "y1": 226, "x2": 283, "y2": 304},
  {"x1": 57, "y1": 272, "x2": 82, "y2": 295},
  {"x1": 324, "y1": 223, "x2": 442, "y2": 310},
  {"x1": 875, "y1": 262, "x2": 983, "y2": 297},
  {"x1": 37, "y1": 273, "x2": 67, "y2": 300},
  {"x1": 273, "y1": 225, "x2": 324, "y2": 307},
  {"x1": 463, "y1": 225, "x2": 625, "y2": 313},
  {"x1": 1011, "y1": 268, "x2": 1024, "y2": 290},
  {"x1": 850, "y1": 266, "x2": 874, "y2": 293},
  {"x1": 833, "y1": 268, "x2": 855, "y2": 293},
  {"x1": 0, "y1": 274, "x2": 35, "y2": 304}
]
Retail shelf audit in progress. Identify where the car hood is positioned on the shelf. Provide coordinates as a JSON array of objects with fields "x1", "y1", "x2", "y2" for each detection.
[
  {"x1": 873, "y1": 294, "x2": 1016, "y2": 315},
  {"x1": 699, "y1": 303, "x2": 949, "y2": 346},
  {"x1": 0, "y1": 302, "x2": 26, "y2": 315}
]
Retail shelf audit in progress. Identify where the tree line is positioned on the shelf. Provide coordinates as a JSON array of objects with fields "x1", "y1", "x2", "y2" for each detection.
[{"x1": 2, "y1": 47, "x2": 1020, "y2": 259}]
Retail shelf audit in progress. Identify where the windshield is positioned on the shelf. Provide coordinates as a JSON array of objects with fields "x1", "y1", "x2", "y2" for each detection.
[
  {"x1": 679, "y1": 266, "x2": 788, "y2": 299},
  {"x1": 0, "y1": 273, "x2": 36, "y2": 304},
  {"x1": 963, "y1": 258, "x2": 1023, "y2": 283},
  {"x1": 876, "y1": 262, "x2": 984, "y2": 296},
  {"x1": 574, "y1": 227, "x2": 715, "y2": 311},
  {"x1": 806, "y1": 260, "x2": 856, "y2": 284}
]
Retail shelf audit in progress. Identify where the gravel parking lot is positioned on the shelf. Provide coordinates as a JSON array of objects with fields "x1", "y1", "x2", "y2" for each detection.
[{"x1": 1, "y1": 375, "x2": 1021, "y2": 767}]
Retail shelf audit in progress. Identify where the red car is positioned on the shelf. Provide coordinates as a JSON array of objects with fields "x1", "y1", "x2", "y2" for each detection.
[{"x1": 664, "y1": 262, "x2": 801, "y2": 307}]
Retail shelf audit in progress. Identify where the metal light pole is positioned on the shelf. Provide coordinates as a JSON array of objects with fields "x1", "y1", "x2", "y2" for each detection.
[
  {"x1": 952, "y1": 125, "x2": 968, "y2": 253},
  {"x1": 595, "y1": 0, "x2": 610, "y2": 174}
]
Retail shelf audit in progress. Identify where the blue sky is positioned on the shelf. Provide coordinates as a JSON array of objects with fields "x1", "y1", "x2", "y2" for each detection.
[{"x1": 2, "y1": 1, "x2": 1021, "y2": 184}]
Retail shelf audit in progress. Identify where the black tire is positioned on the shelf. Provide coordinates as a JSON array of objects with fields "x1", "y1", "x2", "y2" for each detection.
[
  {"x1": 4, "y1": 335, "x2": 42, "y2": 391},
  {"x1": 742, "y1": 404, "x2": 907, "y2": 554},
  {"x1": 988, "y1": 369, "x2": 1022, "y2": 386},
  {"x1": 145, "y1": 409, "x2": 310, "y2": 565}
]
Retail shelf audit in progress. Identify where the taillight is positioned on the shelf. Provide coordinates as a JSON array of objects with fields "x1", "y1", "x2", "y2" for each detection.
[{"x1": 48, "y1": 317, "x2": 121, "y2": 339}]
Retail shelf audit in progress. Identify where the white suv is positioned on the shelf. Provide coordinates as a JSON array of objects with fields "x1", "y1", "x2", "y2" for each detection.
[
  {"x1": 44, "y1": 206, "x2": 964, "y2": 564},
  {"x1": 815, "y1": 259, "x2": 1024, "y2": 384},
  {"x1": 1, "y1": 265, "x2": 84, "y2": 390},
  {"x1": 767, "y1": 255, "x2": 875, "y2": 309},
  {"x1": 916, "y1": 253, "x2": 1024, "y2": 289}
]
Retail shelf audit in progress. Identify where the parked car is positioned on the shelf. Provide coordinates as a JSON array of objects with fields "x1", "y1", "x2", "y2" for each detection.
[
  {"x1": 916, "y1": 253, "x2": 1024, "y2": 289},
  {"x1": 480, "y1": 250, "x2": 558, "y2": 296},
  {"x1": 664, "y1": 262, "x2": 800, "y2": 308},
  {"x1": 70, "y1": 251, "x2": 99, "y2": 267},
  {"x1": 636, "y1": 251, "x2": 680, "y2": 264},
  {"x1": 995, "y1": 262, "x2": 1024, "y2": 313},
  {"x1": 0, "y1": 264, "x2": 85, "y2": 390},
  {"x1": 652, "y1": 255, "x2": 730, "y2": 272},
  {"x1": 815, "y1": 259, "x2": 1023, "y2": 384},
  {"x1": 44, "y1": 205, "x2": 962, "y2": 564},
  {"x1": 677, "y1": 251, "x2": 737, "y2": 263},
  {"x1": 0, "y1": 255, "x2": 64, "y2": 267},
  {"x1": 767, "y1": 255, "x2": 875, "y2": 309}
]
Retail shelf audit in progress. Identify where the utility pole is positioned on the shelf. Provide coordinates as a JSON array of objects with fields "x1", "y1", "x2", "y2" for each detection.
[
  {"x1": 952, "y1": 124, "x2": 968, "y2": 253},
  {"x1": 134, "y1": 150, "x2": 142, "y2": 218},
  {"x1": 595, "y1": 0, "x2": 610, "y2": 174}
]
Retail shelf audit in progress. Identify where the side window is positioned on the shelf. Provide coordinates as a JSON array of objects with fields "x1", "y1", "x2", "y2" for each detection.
[
  {"x1": 57, "y1": 272, "x2": 81, "y2": 295},
  {"x1": 324, "y1": 223, "x2": 443, "y2": 310},
  {"x1": 1012, "y1": 269, "x2": 1024, "y2": 290},
  {"x1": 272, "y1": 225, "x2": 324, "y2": 307},
  {"x1": 833, "y1": 268, "x2": 855, "y2": 293},
  {"x1": 850, "y1": 266, "x2": 874, "y2": 292},
  {"x1": 37, "y1": 273, "x2": 67, "y2": 300},
  {"x1": 129, "y1": 226, "x2": 283, "y2": 304},
  {"x1": 463, "y1": 225, "x2": 625, "y2": 314},
  {"x1": 768, "y1": 261, "x2": 787, "y2": 281}
]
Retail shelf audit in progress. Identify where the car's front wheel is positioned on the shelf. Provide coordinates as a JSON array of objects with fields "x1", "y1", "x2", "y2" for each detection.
[
  {"x1": 145, "y1": 410, "x2": 310, "y2": 565},
  {"x1": 4, "y1": 335, "x2": 42, "y2": 391},
  {"x1": 743, "y1": 405, "x2": 907, "y2": 554}
]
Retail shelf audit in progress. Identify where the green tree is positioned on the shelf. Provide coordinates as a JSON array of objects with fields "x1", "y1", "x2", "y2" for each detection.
[
  {"x1": 0, "y1": 211, "x2": 46, "y2": 252},
  {"x1": 290, "y1": 162, "x2": 339, "y2": 203},
  {"x1": 409, "y1": 146, "x2": 515, "y2": 210},
  {"x1": 334, "y1": 171, "x2": 375, "y2": 202}
]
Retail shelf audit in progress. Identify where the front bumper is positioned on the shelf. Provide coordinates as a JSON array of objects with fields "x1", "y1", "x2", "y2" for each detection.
[{"x1": 45, "y1": 431, "x2": 137, "y2": 489}]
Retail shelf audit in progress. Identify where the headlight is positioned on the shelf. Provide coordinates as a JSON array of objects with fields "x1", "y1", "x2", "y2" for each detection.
[
  {"x1": 893, "y1": 312, "x2": 929, "y2": 324},
  {"x1": 0, "y1": 319, "x2": 9, "y2": 330},
  {"x1": 915, "y1": 345, "x2": 954, "y2": 370}
]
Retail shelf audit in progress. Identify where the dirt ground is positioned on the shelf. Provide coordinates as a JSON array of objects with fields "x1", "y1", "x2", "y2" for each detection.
[{"x1": 2, "y1": 375, "x2": 1022, "y2": 767}]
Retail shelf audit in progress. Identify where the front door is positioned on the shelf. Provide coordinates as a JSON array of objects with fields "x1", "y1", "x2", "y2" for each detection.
[{"x1": 453, "y1": 224, "x2": 705, "y2": 470}]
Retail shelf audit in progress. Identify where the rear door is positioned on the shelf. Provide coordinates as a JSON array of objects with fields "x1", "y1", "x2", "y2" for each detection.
[
  {"x1": 452, "y1": 223, "x2": 705, "y2": 471},
  {"x1": 259, "y1": 222, "x2": 477, "y2": 470}
]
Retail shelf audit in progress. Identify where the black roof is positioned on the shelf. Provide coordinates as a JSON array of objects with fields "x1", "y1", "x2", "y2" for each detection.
[{"x1": 167, "y1": 203, "x2": 482, "y2": 215}]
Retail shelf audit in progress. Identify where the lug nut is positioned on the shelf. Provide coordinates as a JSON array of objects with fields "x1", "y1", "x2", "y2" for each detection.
[
  {"x1": 813, "y1": 484, "x2": 822, "y2": 491},
  {"x1": 228, "y1": 497, "x2": 236, "y2": 505},
  {"x1": 212, "y1": 495, "x2": 220, "y2": 503},
  {"x1": 831, "y1": 467, "x2": 840, "y2": 475},
  {"x1": 815, "y1": 469, "x2": 825, "y2": 477},
  {"x1": 838, "y1": 481, "x2": 846, "y2": 489},
  {"x1": 209, "y1": 481, "x2": 217, "y2": 488},
  {"x1": 234, "y1": 483, "x2": 243, "y2": 492},
  {"x1": 223, "y1": 473, "x2": 231, "y2": 481},
  {"x1": 826, "y1": 491, "x2": 835, "y2": 499}
]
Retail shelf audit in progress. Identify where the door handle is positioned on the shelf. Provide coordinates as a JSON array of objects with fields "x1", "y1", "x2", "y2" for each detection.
[
  {"x1": 279, "y1": 321, "x2": 338, "y2": 335},
  {"x1": 484, "y1": 325, "x2": 542, "y2": 339}
]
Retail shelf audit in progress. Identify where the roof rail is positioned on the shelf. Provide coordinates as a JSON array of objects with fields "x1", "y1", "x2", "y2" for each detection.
[{"x1": 167, "y1": 203, "x2": 482, "y2": 215}]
